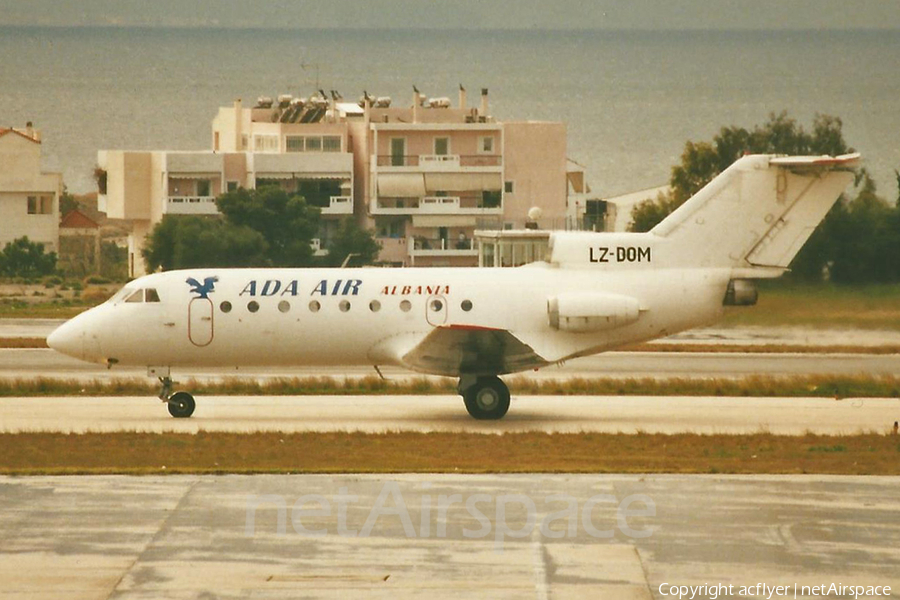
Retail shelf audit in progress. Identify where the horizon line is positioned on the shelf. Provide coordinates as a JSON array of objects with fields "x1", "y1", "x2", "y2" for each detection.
[{"x1": 1, "y1": 24, "x2": 899, "y2": 33}]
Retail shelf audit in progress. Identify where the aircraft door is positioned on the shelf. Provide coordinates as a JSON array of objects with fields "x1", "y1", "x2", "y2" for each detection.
[
  {"x1": 188, "y1": 298, "x2": 214, "y2": 347},
  {"x1": 426, "y1": 295, "x2": 448, "y2": 327}
]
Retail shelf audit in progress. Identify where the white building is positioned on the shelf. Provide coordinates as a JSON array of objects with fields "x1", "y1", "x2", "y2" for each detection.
[
  {"x1": 100, "y1": 87, "x2": 572, "y2": 275},
  {"x1": 0, "y1": 124, "x2": 62, "y2": 254}
]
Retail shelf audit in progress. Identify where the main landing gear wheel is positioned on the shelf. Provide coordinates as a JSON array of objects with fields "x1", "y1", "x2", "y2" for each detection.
[
  {"x1": 167, "y1": 391, "x2": 196, "y2": 418},
  {"x1": 461, "y1": 375, "x2": 510, "y2": 420}
]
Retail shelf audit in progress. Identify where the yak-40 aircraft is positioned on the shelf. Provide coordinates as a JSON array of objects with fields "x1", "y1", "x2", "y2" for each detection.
[{"x1": 49, "y1": 153, "x2": 859, "y2": 419}]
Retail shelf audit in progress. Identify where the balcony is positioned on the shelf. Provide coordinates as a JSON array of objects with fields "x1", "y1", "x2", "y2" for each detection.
[
  {"x1": 408, "y1": 236, "x2": 477, "y2": 257},
  {"x1": 375, "y1": 154, "x2": 502, "y2": 169},
  {"x1": 419, "y1": 196, "x2": 460, "y2": 213},
  {"x1": 165, "y1": 196, "x2": 218, "y2": 215},
  {"x1": 320, "y1": 195, "x2": 353, "y2": 216},
  {"x1": 372, "y1": 193, "x2": 501, "y2": 216}
]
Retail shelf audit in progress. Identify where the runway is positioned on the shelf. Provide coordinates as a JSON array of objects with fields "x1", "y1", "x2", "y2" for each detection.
[
  {"x1": 2, "y1": 394, "x2": 898, "y2": 434},
  {"x1": 2, "y1": 347, "x2": 899, "y2": 382},
  {"x1": 1, "y1": 474, "x2": 898, "y2": 599}
]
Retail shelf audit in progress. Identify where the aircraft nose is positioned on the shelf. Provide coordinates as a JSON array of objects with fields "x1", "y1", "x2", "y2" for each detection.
[{"x1": 47, "y1": 320, "x2": 85, "y2": 360}]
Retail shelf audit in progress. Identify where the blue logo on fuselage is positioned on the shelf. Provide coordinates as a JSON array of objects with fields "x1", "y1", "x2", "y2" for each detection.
[{"x1": 186, "y1": 276, "x2": 218, "y2": 299}]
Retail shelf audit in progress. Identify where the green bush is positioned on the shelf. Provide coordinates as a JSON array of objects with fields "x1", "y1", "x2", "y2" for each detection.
[{"x1": 0, "y1": 237, "x2": 57, "y2": 278}]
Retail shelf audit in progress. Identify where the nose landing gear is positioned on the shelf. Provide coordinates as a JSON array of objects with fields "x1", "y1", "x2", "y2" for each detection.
[
  {"x1": 158, "y1": 376, "x2": 196, "y2": 419},
  {"x1": 458, "y1": 375, "x2": 510, "y2": 420}
]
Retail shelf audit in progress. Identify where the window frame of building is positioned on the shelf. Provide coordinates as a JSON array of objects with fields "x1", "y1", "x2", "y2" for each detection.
[
  {"x1": 504, "y1": 180, "x2": 515, "y2": 194},
  {"x1": 26, "y1": 195, "x2": 53, "y2": 215},
  {"x1": 478, "y1": 136, "x2": 494, "y2": 154},
  {"x1": 322, "y1": 136, "x2": 342, "y2": 152},
  {"x1": 286, "y1": 135, "x2": 305, "y2": 153},
  {"x1": 390, "y1": 137, "x2": 407, "y2": 166},
  {"x1": 226, "y1": 180, "x2": 239, "y2": 193},
  {"x1": 434, "y1": 137, "x2": 450, "y2": 156},
  {"x1": 196, "y1": 179, "x2": 212, "y2": 197},
  {"x1": 305, "y1": 136, "x2": 322, "y2": 152},
  {"x1": 254, "y1": 135, "x2": 279, "y2": 153}
]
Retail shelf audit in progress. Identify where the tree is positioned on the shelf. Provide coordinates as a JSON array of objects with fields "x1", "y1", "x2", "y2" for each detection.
[
  {"x1": 629, "y1": 191, "x2": 680, "y2": 233},
  {"x1": 143, "y1": 186, "x2": 322, "y2": 272},
  {"x1": 323, "y1": 218, "x2": 382, "y2": 267},
  {"x1": 0, "y1": 237, "x2": 57, "y2": 278},
  {"x1": 216, "y1": 186, "x2": 321, "y2": 267},
  {"x1": 59, "y1": 187, "x2": 79, "y2": 217},
  {"x1": 827, "y1": 176, "x2": 897, "y2": 284},
  {"x1": 143, "y1": 216, "x2": 268, "y2": 272}
]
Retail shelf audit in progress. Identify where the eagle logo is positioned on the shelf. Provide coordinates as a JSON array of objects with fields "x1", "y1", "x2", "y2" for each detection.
[{"x1": 186, "y1": 276, "x2": 219, "y2": 299}]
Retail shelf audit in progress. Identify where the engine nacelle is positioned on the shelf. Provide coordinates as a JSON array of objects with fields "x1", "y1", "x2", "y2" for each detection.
[
  {"x1": 548, "y1": 292, "x2": 641, "y2": 333},
  {"x1": 723, "y1": 279, "x2": 758, "y2": 306}
]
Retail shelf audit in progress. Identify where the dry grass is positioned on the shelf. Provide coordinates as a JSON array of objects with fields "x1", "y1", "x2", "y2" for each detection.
[
  {"x1": 1, "y1": 431, "x2": 898, "y2": 475},
  {"x1": 0, "y1": 337, "x2": 47, "y2": 348},
  {"x1": 623, "y1": 343, "x2": 900, "y2": 354},
  {"x1": 2, "y1": 374, "x2": 898, "y2": 399},
  {"x1": 722, "y1": 282, "x2": 900, "y2": 330}
]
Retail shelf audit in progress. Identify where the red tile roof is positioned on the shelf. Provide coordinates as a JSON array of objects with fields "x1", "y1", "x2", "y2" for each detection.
[
  {"x1": 60, "y1": 209, "x2": 99, "y2": 229},
  {"x1": 0, "y1": 128, "x2": 40, "y2": 144}
]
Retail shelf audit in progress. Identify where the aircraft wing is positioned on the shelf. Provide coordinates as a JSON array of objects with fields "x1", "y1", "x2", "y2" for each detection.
[{"x1": 400, "y1": 325, "x2": 548, "y2": 377}]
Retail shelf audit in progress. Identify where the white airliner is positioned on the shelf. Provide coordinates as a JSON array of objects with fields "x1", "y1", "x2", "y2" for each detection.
[{"x1": 48, "y1": 153, "x2": 859, "y2": 419}]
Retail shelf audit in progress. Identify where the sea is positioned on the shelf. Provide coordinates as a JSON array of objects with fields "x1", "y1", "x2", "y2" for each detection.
[{"x1": 1, "y1": 26, "x2": 898, "y2": 198}]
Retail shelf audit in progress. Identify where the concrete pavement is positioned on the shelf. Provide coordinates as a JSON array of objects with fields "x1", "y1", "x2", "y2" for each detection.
[
  {"x1": 1, "y1": 394, "x2": 898, "y2": 434},
  {"x1": 1, "y1": 474, "x2": 898, "y2": 599}
]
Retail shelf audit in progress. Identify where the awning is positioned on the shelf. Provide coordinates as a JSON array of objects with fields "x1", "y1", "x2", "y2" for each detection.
[
  {"x1": 424, "y1": 173, "x2": 502, "y2": 193},
  {"x1": 378, "y1": 173, "x2": 426, "y2": 197},
  {"x1": 412, "y1": 215, "x2": 478, "y2": 228}
]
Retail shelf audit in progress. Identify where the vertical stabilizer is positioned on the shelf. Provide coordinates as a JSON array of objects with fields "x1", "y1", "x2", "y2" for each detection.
[{"x1": 651, "y1": 153, "x2": 859, "y2": 271}]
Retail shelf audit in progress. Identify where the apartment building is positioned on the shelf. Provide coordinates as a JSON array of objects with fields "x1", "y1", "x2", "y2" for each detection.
[
  {"x1": 0, "y1": 124, "x2": 62, "y2": 254},
  {"x1": 100, "y1": 87, "x2": 569, "y2": 275}
]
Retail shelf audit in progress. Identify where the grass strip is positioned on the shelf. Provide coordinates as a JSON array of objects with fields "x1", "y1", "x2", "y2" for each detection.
[
  {"x1": 623, "y1": 343, "x2": 900, "y2": 355},
  {"x1": 1, "y1": 431, "x2": 898, "y2": 475},
  {"x1": 0, "y1": 337, "x2": 48, "y2": 349},
  {"x1": 0, "y1": 374, "x2": 899, "y2": 398},
  {"x1": 721, "y1": 282, "x2": 900, "y2": 330}
]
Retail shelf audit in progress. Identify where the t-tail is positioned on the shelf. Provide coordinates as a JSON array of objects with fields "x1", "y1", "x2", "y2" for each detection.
[{"x1": 651, "y1": 153, "x2": 860, "y2": 276}]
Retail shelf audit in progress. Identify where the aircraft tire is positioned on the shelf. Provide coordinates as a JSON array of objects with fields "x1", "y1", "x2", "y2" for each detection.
[
  {"x1": 463, "y1": 376, "x2": 510, "y2": 420},
  {"x1": 167, "y1": 392, "x2": 196, "y2": 418}
]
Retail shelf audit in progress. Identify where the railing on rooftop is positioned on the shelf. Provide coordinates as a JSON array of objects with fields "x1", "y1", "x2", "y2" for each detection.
[
  {"x1": 165, "y1": 196, "x2": 218, "y2": 215},
  {"x1": 376, "y1": 155, "x2": 502, "y2": 167},
  {"x1": 408, "y1": 236, "x2": 476, "y2": 255}
]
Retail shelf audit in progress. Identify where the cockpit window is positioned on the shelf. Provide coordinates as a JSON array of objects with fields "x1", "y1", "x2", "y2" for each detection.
[
  {"x1": 145, "y1": 288, "x2": 161, "y2": 303},
  {"x1": 109, "y1": 287, "x2": 134, "y2": 303},
  {"x1": 125, "y1": 289, "x2": 144, "y2": 303}
]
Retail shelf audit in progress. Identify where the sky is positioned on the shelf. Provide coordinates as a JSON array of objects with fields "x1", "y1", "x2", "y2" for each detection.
[{"x1": 1, "y1": 0, "x2": 899, "y2": 30}]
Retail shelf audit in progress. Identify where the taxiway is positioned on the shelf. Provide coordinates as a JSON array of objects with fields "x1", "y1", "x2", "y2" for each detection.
[
  {"x1": 1, "y1": 394, "x2": 897, "y2": 434},
  {"x1": 1, "y1": 474, "x2": 897, "y2": 599}
]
